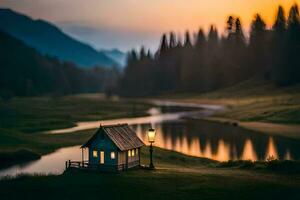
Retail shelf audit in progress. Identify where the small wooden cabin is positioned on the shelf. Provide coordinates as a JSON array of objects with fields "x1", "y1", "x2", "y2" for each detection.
[{"x1": 81, "y1": 124, "x2": 144, "y2": 172}]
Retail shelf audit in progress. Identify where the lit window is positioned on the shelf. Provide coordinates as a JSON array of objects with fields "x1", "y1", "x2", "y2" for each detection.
[
  {"x1": 136, "y1": 149, "x2": 139, "y2": 155},
  {"x1": 128, "y1": 150, "x2": 131, "y2": 157},
  {"x1": 100, "y1": 151, "x2": 104, "y2": 164},
  {"x1": 111, "y1": 152, "x2": 116, "y2": 159},
  {"x1": 93, "y1": 150, "x2": 98, "y2": 158},
  {"x1": 131, "y1": 149, "x2": 135, "y2": 156}
]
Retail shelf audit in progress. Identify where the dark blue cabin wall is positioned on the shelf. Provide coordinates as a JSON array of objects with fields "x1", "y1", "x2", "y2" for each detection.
[{"x1": 88, "y1": 130, "x2": 119, "y2": 165}]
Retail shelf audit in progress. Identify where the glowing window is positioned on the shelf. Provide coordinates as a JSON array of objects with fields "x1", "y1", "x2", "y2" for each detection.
[
  {"x1": 128, "y1": 150, "x2": 131, "y2": 157},
  {"x1": 131, "y1": 149, "x2": 135, "y2": 156},
  {"x1": 111, "y1": 152, "x2": 116, "y2": 159},
  {"x1": 100, "y1": 151, "x2": 104, "y2": 164},
  {"x1": 136, "y1": 149, "x2": 139, "y2": 155},
  {"x1": 93, "y1": 150, "x2": 98, "y2": 158}
]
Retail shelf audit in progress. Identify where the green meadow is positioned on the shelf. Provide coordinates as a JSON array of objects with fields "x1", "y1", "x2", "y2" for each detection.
[
  {"x1": 0, "y1": 84, "x2": 300, "y2": 200},
  {"x1": 161, "y1": 79, "x2": 300, "y2": 139},
  {"x1": 0, "y1": 146, "x2": 300, "y2": 200},
  {"x1": 0, "y1": 94, "x2": 151, "y2": 167}
]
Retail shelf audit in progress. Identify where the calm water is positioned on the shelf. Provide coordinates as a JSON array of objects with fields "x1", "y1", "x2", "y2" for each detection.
[
  {"x1": 0, "y1": 146, "x2": 87, "y2": 178},
  {"x1": 1, "y1": 102, "x2": 300, "y2": 178},
  {"x1": 134, "y1": 120, "x2": 299, "y2": 161}
]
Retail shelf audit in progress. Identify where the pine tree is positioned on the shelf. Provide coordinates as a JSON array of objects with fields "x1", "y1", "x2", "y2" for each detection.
[
  {"x1": 159, "y1": 34, "x2": 169, "y2": 55},
  {"x1": 273, "y1": 6, "x2": 286, "y2": 32},
  {"x1": 249, "y1": 14, "x2": 268, "y2": 76},
  {"x1": 286, "y1": 4, "x2": 300, "y2": 83},
  {"x1": 227, "y1": 16, "x2": 234, "y2": 34},
  {"x1": 184, "y1": 31, "x2": 192, "y2": 47},
  {"x1": 147, "y1": 50, "x2": 152, "y2": 59},
  {"x1": 169, "y1": 32, "x2": 176, "y2": 48},
  {"x1": 139, "y1": 46, "x2": 146, "y2": 60},
  {"x1": 126, "y1": 50, "x2": 138, "y2": 66},
  {"x1": 250, "y1": 14, "x2": 266, "y2": 38},
  {"x1": 195, "y1": 28, "x2": 206, "y2": 49},
  {"x1": 234, "y1": 18, "x2": 245, "y2": 47},
  {"x1": 272, "y1": 5, "x2": 287, "y2": 85},
  {"x1": 208, "y1": 25, "x2": 219, "y2": 45},
  {"x1": 176, "y1": 35, "x2": 183, "y2": 48}
]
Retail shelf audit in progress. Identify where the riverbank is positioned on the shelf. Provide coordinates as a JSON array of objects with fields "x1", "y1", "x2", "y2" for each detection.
[
  {"x1": 0, "y1": 150, "x2": 40, "y2": 170},
  {"x1": 0, "y1": 94, "x2": 152, "y2": 133},
  {"x1": 1, "y1": 146, "x2": 300, "y2": 200},
  {"x1": 0, "y1": 94, "x2": 152, "y2": 167},
  {"x1": 1, "y1": 86, "x2": 300, "y2": 169},
  {"x1": 1, "y1": 94, "x2": 215, "y2": 168},
  {"x1": 205, "y1": 117, "x2": 300, "y2": 140},
  {"x1": 158, "y1": 80, "x2": 300, "y2": 139}
]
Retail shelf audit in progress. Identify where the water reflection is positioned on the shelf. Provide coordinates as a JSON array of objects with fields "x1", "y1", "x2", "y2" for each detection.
[
  {"x1": 3, "y1": 103, "x2": 300, "y2": 178},
  {"x1": 242, "y1": 139, "x2": 257, "y2": 161},
  {"x1": 1, "y1": 118, "x2": 300, "y2": 179},
  {"x1": 0, "y1": 146, "x2": 87, "y2": 178},
  {"x1": 133, "y1": 121, "x2": 300, "y2": 161},
  {"x1": 284, "y1": 150, "x2": 292, "y2": 160},
  {"x1": 265, "y1": 137, "x2": 278, "y2": 160}
]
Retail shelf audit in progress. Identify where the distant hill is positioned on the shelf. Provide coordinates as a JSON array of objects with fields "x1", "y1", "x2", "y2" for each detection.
[
  {"x1": 0, "y1": 30, "x2": 114, "y2": 98},
  {"x1": 0, "y1": 8, "x2": 117, "y2": 68},
  {"x1": 101, "y1": 49, "x2": 127, "y2": 67}
]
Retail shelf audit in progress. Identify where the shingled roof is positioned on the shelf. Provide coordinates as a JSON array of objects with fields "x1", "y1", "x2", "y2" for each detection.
[{"x1": 81, "y1": 124, "x2": 144, "y2": 151}]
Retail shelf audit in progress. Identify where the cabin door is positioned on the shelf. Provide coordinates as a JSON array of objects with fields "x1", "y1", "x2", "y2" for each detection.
[{"x1": 100, "y1": 151, "x2": 105, "y2": 164}]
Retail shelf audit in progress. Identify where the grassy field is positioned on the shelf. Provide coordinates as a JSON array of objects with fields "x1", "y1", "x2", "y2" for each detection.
[
  {"x1": 0, "y1": 146, "x2": 299, "y2": 200},
  {"x1": 0, "y1": 94, "x2": 152, "y2": 166},
  {"x1": 1, "y1": 88, "x2": 300, "y2": 199},
  {"x1": 0, "y1": 125, "x2": 94, "y2": 168},
  {"x1": 1, "y1": 169, "x2": 299, "y2": 200},
  {"x1": 160, "y1": 79, "x2": 300, "y2": 138},
  {"x1": 0, "y1": 94, "x2": 151, "y2": 133}
]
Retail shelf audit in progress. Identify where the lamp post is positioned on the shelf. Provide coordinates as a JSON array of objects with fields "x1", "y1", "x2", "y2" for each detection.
[{"x1": 147, "y1": 128, "x2": 156, "y2": 169}]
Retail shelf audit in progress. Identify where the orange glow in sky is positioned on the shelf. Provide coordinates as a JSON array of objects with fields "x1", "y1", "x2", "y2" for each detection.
[
  {"x1": 1, "y1": 0, "x2": 299, "y2": 50},
  {"x1": 1, "y1": 0, "x2": 299, "y2": 32},
  {"x1": 122, "y1": 0, "x2": 300, "y2": 34}
]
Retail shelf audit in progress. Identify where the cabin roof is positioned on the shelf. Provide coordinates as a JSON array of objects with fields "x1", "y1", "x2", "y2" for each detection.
[{"x1": 81, "y1": 124, "x2": 145, "y2": 151}]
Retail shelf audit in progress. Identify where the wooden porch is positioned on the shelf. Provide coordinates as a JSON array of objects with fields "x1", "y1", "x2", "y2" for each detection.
[{"x1": 65, "y1": 160, "x2": 140, "y2": 172}]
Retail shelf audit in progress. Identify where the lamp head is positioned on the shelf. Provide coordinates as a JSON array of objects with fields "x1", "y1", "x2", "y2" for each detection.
[{"x1": 147, "y1": 128, "x2": 156, "y2": 143}]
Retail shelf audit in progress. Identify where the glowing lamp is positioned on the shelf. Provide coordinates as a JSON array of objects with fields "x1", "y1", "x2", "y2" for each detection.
[
  {"x1": 147, "y1": 128, "x2": 156, "y2": 169},
  {"x1": 147, "y1": 128, "x2": 156, "y2": 143}
]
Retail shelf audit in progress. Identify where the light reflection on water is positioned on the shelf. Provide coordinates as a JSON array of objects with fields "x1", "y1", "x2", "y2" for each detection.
[
  {"x1": 1, "y1": 103, "x2": 299, "y2": 178},
  {"x1": 242, "y1": 139, "x2": 257, "y2": 161},
  {"x1": 134, "y1": 122, "x2": 299, "y2": 162},
  {"x1": 0, "y1": 146, "x2": 88, "y2": 178}
]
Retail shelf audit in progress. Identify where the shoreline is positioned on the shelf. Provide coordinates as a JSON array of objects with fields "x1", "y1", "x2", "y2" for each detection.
[
  {"x1": 1, "y1": 96, "x2": 299, "y2": 174},
  {"x1": 156, "y1": 97, "x2": 300, "y2": 140},
  {"x1": 202, "y1": 117, "x2": 300, "y2": 140}
]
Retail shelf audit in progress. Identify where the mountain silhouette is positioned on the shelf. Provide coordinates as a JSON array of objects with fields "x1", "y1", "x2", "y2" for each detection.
[
  {"x1": 0, "y1": 8, "x2": 117, "y2": 68},
  {"x1": 0, "y1": 30, "x2": 109, "y2": 98},
  {"x1": 100, "y1": 49, "x2": 127, "y2": 67}
]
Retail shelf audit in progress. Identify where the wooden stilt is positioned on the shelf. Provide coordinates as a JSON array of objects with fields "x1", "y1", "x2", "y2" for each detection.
[{"x1": 81, "y1": 148, "x2": 84, "y2": 167}]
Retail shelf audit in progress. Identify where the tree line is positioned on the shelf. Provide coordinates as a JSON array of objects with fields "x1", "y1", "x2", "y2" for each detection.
[
  {"x1": 119, "y1": 5, "x2": 300, "y2": 96},
  {"x1": 0, "y1": 30, "x2": 119, "y2": 99}
]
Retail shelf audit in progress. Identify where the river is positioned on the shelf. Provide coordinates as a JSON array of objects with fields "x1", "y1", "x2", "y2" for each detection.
[{"x1": 1, "y1": 100, "x2": 299, "y2": 178}]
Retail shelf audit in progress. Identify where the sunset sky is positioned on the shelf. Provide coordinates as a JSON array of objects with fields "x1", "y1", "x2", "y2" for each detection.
[{"x1": 1, "y1": 0, "x2": 299, "y2": 51}]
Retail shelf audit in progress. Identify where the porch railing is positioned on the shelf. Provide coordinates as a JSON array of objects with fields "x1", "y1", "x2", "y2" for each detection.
[{"x1": 65, "y1": 160, "x2": 140, "y2": 171}]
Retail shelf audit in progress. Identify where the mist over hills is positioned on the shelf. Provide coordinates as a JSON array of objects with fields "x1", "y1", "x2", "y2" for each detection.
[
  {"x1": 0, "y1": 8, "x2": 121, "y2": 68},
  {"x1": 0, "y1": 30, "x2": 119, "y2": 98},
  {"x1": 100, "y1": 49, "x2": 127, "y2": 67}
]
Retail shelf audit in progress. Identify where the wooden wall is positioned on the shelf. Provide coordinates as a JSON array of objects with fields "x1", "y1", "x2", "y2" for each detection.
[{"x1": 88, "y1": 129, "x2": 118, "y2": 166}]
